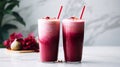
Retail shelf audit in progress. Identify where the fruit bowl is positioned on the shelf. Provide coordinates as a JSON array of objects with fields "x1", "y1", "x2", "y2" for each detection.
[{"x1": 3, "y1": 32, "x2": 39, "y2": 53}]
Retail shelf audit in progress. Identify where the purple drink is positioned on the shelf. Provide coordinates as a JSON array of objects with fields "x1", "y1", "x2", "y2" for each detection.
[
  {"x1": 62, "y1": 17, "x2": 84, "y2": 62},
  {"x1": 38, "y1": 17, "x2": 60, "y2": 62}
]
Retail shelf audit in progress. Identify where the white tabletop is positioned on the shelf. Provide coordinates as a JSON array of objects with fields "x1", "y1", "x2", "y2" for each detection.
[{"x1": 0, "y1": 47, "x2": 120, "y2": 67}]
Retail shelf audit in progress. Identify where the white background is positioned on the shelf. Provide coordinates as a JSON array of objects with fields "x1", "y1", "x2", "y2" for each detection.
[{"x1": 3, "y1": 0, "x2": 120, "y2": 46}]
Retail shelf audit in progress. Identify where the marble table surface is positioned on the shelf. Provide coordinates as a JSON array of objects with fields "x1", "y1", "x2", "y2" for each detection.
[{"x1": 0, "y1": 46, "x2": 120, "y2": 67}]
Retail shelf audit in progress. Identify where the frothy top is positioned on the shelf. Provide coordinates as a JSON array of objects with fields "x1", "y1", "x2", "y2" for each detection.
[
  {"x1": 62, "y1": 17, "x2": 84, "y2": 22},
  {"x1": 38, "y1": 16, "x2": 59, "y2": 23}
]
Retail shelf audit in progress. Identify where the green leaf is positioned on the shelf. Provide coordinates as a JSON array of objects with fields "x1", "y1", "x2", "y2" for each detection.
[
  {"x1": 2, "y1": 11, "x2": 26, "y2": 26},
  {"x1": 3, "y1": 9, "x2": 11, "y2": 14},
  {"x1": 0, "y1": 28, "x2": 9, "y2": 43},
  {"x1": 12, "y1": 12, "x2": 26, "y2": 26},
  {"x1": 7, "y1": 0, "x2": 19, "y2": 6},
  {"x1": 2, "y1": 24, "x2": 18, "y2": 30},
  {"x1": 5, "y1": 1, "x2": 19, "y2": 11},
  {"x1": 0, "y1": 1, "x2": 6, "y2": 9},
  {"x1": 1, "y1": 30, "x2": 9, "y2": 41},
  {"x1": 0, "y1": 13, "x2": 4, "y2": 26},
  {"x1": 0, "y1": 28, "x2": 4, "y2": 43}
]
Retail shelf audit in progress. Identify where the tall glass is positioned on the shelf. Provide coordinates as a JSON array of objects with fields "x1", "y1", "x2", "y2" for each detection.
[
  {"x1": 62, "y1": 17, "x2": 84, "y2": 62},
  {"x1": 38, "y1": 17, "x2": 60, "y2": 62}
]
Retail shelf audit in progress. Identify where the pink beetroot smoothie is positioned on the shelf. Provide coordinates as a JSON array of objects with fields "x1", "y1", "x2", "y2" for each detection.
[
  {"x1": 38, "y1": 17, "x2": 60, "y2": 62},
  {"x1": 62, "y1": 17, "x2": 84, "y2": 62}
]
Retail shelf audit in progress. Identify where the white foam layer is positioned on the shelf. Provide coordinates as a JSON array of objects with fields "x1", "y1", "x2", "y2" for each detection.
[
  {"x1": 38, "y1": 19, "x2": 60, "y2": 38},
  {"x1": 62, "y1": 19, "x2": 84, "y2": 23},
  {"x1": 38, "y1": 19, "x2": 60, "y2": 23}
]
